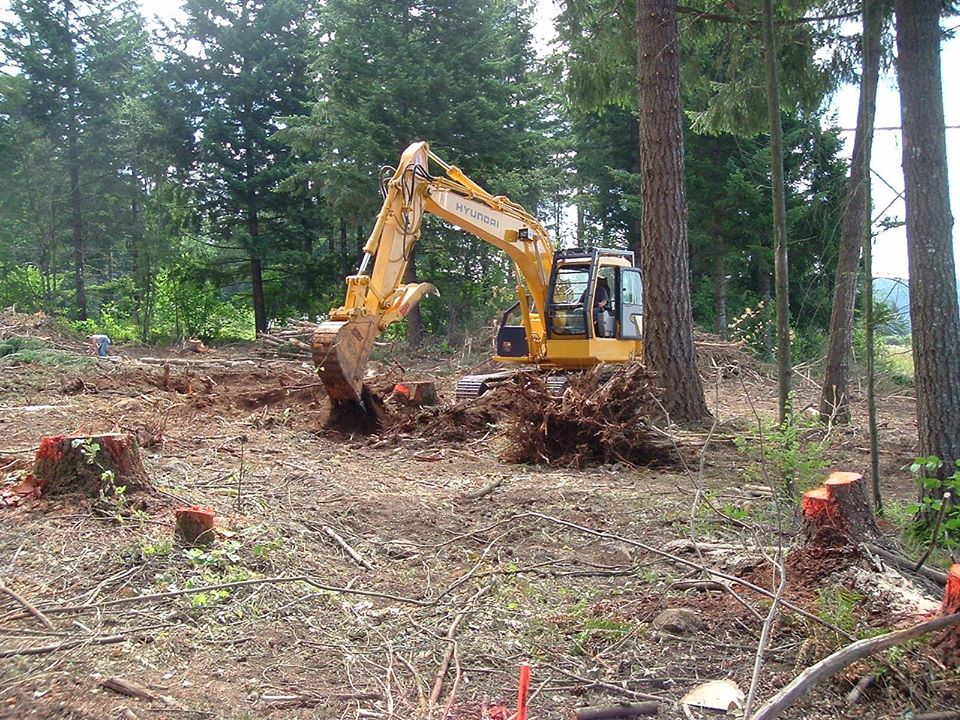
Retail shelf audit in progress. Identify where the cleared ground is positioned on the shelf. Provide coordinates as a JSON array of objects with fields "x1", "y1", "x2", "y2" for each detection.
[{"x1": 0, "y1": 313, "x2": 953, "y2": 720}]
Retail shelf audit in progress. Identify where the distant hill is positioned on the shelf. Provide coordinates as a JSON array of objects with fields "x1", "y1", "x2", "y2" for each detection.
[
  {"x1": 873, "y1": 277, "x2": 911, "y2": 329},
  {"x1": 872, "y1": 277, "x2": 960, "y2": 331}
]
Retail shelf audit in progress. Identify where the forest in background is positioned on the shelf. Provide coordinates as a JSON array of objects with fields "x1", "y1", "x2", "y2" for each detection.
[{"x1": 0, "y1": 0, "x2": 921, "y2": 354}]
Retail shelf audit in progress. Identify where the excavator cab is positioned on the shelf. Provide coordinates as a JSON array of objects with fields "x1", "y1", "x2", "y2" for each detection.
[{"x1": 495, "y1": 247, "x2": 643, "y2": 360}]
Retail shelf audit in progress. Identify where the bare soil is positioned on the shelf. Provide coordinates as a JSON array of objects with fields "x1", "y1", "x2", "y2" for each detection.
[{"x1": 0, "y1": 319, "x2": 955, "y2": 720}]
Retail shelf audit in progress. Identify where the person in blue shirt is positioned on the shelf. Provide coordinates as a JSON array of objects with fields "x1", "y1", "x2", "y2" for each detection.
[{"x1": 87, "y1": 334, "x2": 111, "y2": 357}]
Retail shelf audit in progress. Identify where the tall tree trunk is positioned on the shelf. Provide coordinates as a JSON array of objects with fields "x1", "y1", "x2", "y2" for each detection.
[
  {"x1": 403, "y1": 246, "x2": 423, "y2": 349},
  {"x1": 636, "y1": 0, "x2": 709, "y2": 423},
  {"x1": 339, "y1": 218, "x2": 349, "y2": 278},
  {"x1": 64, "y1": 0, "x2": 86, "y2": 320},
  {"x1": 762, "y1": 0, "x2": 792, "y2": 429},
  {"x1": 356, "y1": 223, "x2": 364, "y2": 263},
  {"x1": 820, "y1": 0, "x2": 883, "y2": 423},
  {"x1": 895, "y1": 0, "x2": 960, "y2": 494},
  {"x1": 712, "y1": 206, "x2": 727, "y2": 339},
  {"x1": 247, "y1": 209, "x2": 267, "y2": 334},
  {"x1": 628, "y1": 116, "x2": 642, "y2": 261}
]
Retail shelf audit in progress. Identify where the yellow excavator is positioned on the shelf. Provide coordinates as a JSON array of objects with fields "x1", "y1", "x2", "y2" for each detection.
[{"x1": 313, "y1": 141, "x2": 644, "y2": 410}]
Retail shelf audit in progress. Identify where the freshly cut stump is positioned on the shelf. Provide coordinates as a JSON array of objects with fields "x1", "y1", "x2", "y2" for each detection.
[
  {"x1": 801, "y1": 471, "x2": 878, "y2": 544},
  {"x1": 936, "y1": 564, "x2": 960, "y2": 663},
  {"x1": 392, "y1": 381, "x2": 437, "y2": 407},
  {"x1": 32, "y1": 433, "x2": 150, "y2": 498},
  {"x1": 175, "y1": 506, "x2": 216, "y2": 545}
]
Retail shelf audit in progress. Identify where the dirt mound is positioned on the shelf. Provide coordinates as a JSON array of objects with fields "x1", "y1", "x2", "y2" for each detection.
[
  {"x1": 502, "y1": 364, "x2": 674, "y2": 467},
  {"x1": 0, "y1": 307, "x2": 89, "y2": 353}
]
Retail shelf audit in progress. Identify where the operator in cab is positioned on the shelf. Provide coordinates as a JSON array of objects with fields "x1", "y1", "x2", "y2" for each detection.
[{"x1": 579, "y1": 277, "x2": 611, "y2": 337}]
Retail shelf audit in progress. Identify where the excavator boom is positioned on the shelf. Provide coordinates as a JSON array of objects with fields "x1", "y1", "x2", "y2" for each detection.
[{"x1": 313, "y1": 141, "x2": 553, "y2": 409}]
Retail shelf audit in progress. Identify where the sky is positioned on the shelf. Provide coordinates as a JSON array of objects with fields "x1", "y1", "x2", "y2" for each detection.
[{"x1": 5, "y1": 0, "x2": 959, "y2": 281}]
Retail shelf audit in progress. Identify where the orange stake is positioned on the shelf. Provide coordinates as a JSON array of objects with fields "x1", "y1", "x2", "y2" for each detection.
[{"x1": 516, "y1": 664, "x2": 531, "y2": 720}]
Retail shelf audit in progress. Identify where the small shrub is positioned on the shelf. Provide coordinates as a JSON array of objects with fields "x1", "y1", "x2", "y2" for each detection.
[
  {"x1": 735, "y1": 398, "x2": 829, "y2": 496},
  {"x1": 905, "y1": 456, "x2": 960, "y2": 553}
]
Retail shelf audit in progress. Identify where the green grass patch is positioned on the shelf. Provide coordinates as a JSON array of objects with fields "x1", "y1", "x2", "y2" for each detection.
[
  {"x1": 0, "y1": 336, "x2": 97, "y2": 369},
  {"x1": 883, "y1": 342, "x2": 914, "y2": 385}
]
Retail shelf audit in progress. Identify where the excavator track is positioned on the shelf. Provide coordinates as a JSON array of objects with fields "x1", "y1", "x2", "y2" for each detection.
[{"x1": 454, "y1": 370, "x2": 569, "y2": 401}]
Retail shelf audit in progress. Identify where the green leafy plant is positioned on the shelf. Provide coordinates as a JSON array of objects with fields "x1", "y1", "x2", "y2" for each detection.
[
  {"x1": 817, "y1": 586, "x2": 863, "y2": 635},
  {"x1": 905, "y1": 456, "x2": 960, "y2": 552},
  {"x1": 734, "y1": 398, "x2": 829, "y2": 495},
  {"x1": 72, "y1": 438, "x2": 128, "y2": 514}
]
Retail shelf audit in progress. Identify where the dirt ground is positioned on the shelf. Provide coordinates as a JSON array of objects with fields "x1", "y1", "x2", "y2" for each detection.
[{"x1": 0, "y1": 315, "x2": 956, "y2": 720}]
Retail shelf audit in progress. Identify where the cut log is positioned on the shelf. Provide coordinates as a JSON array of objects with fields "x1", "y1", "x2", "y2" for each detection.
[
  {"x1": 801, "y1": 472, "x2": 878, "y2": 543},
  {"x1": 32, "y1": 434, "x2": 150, "y2": 498},
  {"x1": 186, "y1": 337, "x2": 210, "y2": 354},
  {"x1": 175, "y1": 506, "x2": 216, "y2": 545}
]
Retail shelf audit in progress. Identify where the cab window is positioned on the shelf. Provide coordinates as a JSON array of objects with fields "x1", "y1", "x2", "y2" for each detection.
[{"x1": 551, "y1": 265, "x2": 589, "y2": 335}]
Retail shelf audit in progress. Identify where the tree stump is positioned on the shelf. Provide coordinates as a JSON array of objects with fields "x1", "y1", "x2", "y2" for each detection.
[
  {"x1": 936, "y1": 564, "x2": 960, "y2": 663},
  {"x1": 801, "y1": 471, "x2": 878, "y2": 544},
  {"x1": 392, "y1": 381, "x2": 437, "y2": 407},
  {"x1": 32, "y1": 434, "x2": 151, "y2": 498},
  {"x1": 174, "y1": 506, "x2": 216, "y2": 545}
]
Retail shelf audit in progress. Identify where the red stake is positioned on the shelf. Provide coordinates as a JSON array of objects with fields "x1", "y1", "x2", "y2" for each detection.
[{"x1": 516, "y1": 664, "x2": 531, "y2": 720}]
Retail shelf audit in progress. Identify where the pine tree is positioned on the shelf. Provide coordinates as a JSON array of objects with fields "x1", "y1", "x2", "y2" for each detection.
[
  {"x1": 173, "y1": 0, "x2": 313, "y2": 334},
  {"x1": 2, "y1": 0, "x2": 156, "y2": 319},
  {"x1": 286, "y1": 0, "x2": 553, "y2": 346},
  {"x1": 820, "y1": 0, "x2": 885, "y2": 423},
  {"x1": 637, "y1": 0, "x2": 709, "y2": 423}
]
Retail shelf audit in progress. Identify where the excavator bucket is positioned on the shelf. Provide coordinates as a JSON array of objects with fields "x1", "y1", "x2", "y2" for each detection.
[{"x1": 312, "y1": 315, "x2": 381, "y2": 407}]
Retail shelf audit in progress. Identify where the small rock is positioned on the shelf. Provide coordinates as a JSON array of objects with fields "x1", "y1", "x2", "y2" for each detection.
[{"x1": 653, "y1": 608, "x2": 699, "y2": 634}]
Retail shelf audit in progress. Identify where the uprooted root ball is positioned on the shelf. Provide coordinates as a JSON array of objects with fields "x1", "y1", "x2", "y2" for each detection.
[{"x1": 501, "y1": 364, "x2": 675, "y2": 467}]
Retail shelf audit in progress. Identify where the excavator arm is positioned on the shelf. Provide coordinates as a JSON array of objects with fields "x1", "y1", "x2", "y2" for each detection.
[{"x1": 313, "y1": 141, "x2": 554, "y2": 407}]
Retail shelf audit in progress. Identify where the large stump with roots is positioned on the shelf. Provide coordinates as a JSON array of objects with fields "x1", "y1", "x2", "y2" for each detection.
[
  {"x1": 32, "y1": 434, "x2": 151, "y2": 498},
  {"x1": 801, "y1": 471, "x2": 879, "y2": 544}
]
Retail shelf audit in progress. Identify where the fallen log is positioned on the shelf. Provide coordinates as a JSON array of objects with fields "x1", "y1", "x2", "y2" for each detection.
[
  {"x1": 865, "y1": 544, "x2": 948, "y2": 586},
  {"x1": 574, "y1": 701, "x2": 659, "y2": 719},
  {"x1": 751, "y1": 612, "x2": 960, "y2": 720}
]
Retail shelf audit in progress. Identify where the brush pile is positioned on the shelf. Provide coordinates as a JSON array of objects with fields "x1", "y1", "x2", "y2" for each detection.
[
  {"x1": 501, "y1": 363, "x2": 674, "y2": 467},
  {"x1": 380, "y1": 385, "x2": 519, "y2": 443}
]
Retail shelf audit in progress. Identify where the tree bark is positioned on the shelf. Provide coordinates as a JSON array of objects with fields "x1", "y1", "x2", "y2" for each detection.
[
  {"x1": 340, "y1": 218, "x2": 349, "y2": 278},
  {"x1": 762, "y1": 0, "x2": 792, "y2": 428},
  {"x1": 895, "y1": 0, "x2": 960, "y2": 493},
  {"x1": 820, "y1": 0, "x2": 882, "y2": 423},
  {"x1": 711, "y1": 204, "x2": 727, "y2": 339},
  {"x1": 64, "y1": 0, "x2": 85, "y2": 320},
  {"x1": 247, "y1": 209, "x2": 267, "y2": 334},
  {"x1": 628, "y1": 116, "x2": 642, "y2": 261},
  {"x1": 636, "y1": 0, "x2": 709, "y2": 423}
]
